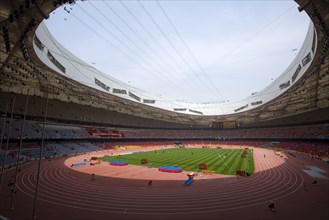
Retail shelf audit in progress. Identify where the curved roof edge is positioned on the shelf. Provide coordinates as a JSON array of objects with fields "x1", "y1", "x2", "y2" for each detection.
[{"x1": 33, "y1": 12, "x2": 315, "y2": 116}]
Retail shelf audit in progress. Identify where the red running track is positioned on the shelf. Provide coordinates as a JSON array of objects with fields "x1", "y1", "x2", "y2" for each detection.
[{"x1": 0, "y1": 147, "x2": 328, "y2": 220}]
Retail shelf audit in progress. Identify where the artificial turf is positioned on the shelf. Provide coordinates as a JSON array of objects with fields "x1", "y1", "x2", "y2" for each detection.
[{"x1": 99, "y1": 147, "x2": 254, "y2": 175}]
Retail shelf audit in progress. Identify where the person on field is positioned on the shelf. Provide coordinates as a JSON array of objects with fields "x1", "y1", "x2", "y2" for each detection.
[{"x1": 268, "y1": 201, "x2": 275, "y2": 211}]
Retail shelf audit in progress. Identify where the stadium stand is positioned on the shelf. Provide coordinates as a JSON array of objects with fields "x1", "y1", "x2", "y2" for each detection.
[{"x1": 0, "y1": 0, "x2": 328, "y2": 219}]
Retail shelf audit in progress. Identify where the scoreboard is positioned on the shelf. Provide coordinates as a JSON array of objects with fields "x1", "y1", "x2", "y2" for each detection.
[{"x1": 210, "y1": 121, "x2": 236, "y2": 129}]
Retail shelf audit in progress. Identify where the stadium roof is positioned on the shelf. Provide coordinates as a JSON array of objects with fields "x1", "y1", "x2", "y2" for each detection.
[
  {"x1": 44, "y1": 1, "x2": 310, "y2": 104},
  {"x1": 0, "y1": 0, "x2": 328, "y2": 126}
]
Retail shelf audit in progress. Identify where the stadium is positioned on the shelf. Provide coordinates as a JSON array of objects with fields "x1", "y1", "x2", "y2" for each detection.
[{"x1": 0, "y1": 0, "x2": 328, "y2": 220}]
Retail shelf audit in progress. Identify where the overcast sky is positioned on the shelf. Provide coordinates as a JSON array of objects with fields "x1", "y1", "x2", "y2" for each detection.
[{"x1": 45, "y1": 0, "x2": 310, "y2": 104}]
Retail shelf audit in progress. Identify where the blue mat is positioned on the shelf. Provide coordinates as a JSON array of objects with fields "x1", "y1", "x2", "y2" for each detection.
[
  {"x1": 159, "y1": 166, "x2": 183, "y2": 173},
  {"x1": 110, "y1": 160, "x2": 128, "y2": 165},
  {"x1": 72, "y1": 162, "x2": 87, "y2": 167}
]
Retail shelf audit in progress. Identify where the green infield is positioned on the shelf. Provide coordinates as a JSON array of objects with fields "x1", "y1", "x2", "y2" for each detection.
[{"x1": 99, "y1": 147, "x2": 254, "y2": 175}]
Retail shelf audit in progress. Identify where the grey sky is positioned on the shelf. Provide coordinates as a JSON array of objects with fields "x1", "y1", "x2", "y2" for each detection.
[{"x1": 45, "y1": 0, "x2": 310, "y2": 104}]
